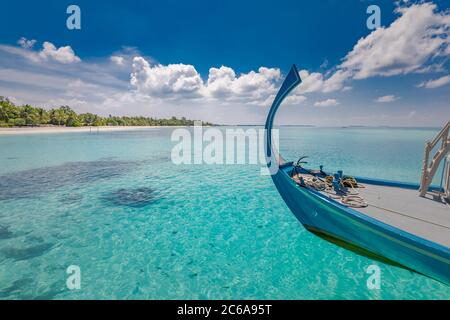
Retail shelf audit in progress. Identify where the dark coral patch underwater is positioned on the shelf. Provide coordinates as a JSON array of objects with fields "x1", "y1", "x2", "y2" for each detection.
[
  {"x1": 0, "y1": 159, "x2": 145, "y2": 201},
  {"x1": 102, "y1": 187, "x2": 161, "y2": 208},
  {"x1": 0, "y1": 278, "x2": 34, "y2": 298},
  {"x1": 0, "y1": 225, "x2": 14, "y2": 239},
  {"x1": 1, "y1": 242, "x2": 54, "y2": 261},
  {"x1": 59, "y1": 192, "x2": 83, "y2": 204}
]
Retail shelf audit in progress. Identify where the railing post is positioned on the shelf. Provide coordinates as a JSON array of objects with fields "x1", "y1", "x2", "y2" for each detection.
[
  {"x1": 419, "y1": 120, "x2": 450, "y2": 197},
  {"x1": 419, "y1": 142, "x2": 431, "y2": 196},
  {"x1": 444, "y1": 155, "x2": 450, "y2": 199},
  {"x1": 442, "y1": 127, "x2": 449, "y2": 149}
]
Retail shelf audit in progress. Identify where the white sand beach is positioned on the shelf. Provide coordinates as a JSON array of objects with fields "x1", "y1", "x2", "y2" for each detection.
[{"x1": 0, "y1": 126, "x2": 185, "y2": 135}]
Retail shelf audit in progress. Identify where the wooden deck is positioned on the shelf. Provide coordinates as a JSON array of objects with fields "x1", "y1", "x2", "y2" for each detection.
[
  {"x1": 356, "y1": 184, "x2": 450, "y2": 248},
  {"x1": 293, "y1": 172, "x2": 450, "y2": 248}
]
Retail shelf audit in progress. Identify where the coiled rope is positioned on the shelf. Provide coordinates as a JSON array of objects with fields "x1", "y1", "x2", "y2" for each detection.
[
  {"x1": 294, "y1": 173, "x2": 450, "y2": 229},
  {"x1": 298, "y1": 175, "x2": 369, "y2": 208}
]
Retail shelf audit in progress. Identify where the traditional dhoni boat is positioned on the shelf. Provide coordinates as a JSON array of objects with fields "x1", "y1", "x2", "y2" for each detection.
[{"x1": 264, "y1": 65, "x2": 450, "y2": 284}]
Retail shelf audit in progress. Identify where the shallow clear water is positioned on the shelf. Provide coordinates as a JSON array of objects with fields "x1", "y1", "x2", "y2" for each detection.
[{"x1": 0, "y1": 127, "x2": 448, "y2": 299}]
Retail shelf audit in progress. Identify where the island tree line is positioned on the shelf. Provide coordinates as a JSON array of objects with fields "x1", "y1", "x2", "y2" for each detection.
[{"x1": 0, "y1": 97, "x2": 211, "y2": 127}]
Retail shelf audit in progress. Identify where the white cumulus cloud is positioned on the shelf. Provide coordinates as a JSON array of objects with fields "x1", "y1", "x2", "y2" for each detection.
[
  {"x1": 17, "y1": 37, "x2": 36, "y2": 49},
  {"x1": 294, "y1": 3, "x2": 450, "y2": 96},
  {"x1": 340, "y1": 3, "x2": 450, "y2": 79},
  {"x1": 294, "y1": 69, "x2": 350, "y2": 94},
  {"x1": 375, "y1": 95, "x2": 399, "y2": 103},
  {"x1": 110, "y1": 55, "x2": 125, "y2": 66},
  {"x1": 131, "y1": 57, "x2": 203, "y2": 96},
  {"x1": 206, "y1": 65, "x2": 281, "y2": 101},
  {"x1": 297, "y1": 70, "x2": 324, "y2": 94},
  {"x1": 39, "y1": 41, "x2": 81, "y2": 64},
  {"x1": 284, "y1": 94, "x2": 307, "y2": 105},
  {"x1": 130, "y1": 57, "x2": 282, "y2": 104},
  {"x1": 314, "y1": 99, "x2": 339, "y2": 107},
  {"x1": 417, "y1": 75, "x2": 450, "y2": 89}
]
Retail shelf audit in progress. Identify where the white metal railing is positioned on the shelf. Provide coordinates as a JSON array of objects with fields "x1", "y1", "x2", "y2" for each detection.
[
  {"x1": 419, "y1": 120, "x2": 450, "y2": 197},
  {"x1": 442, "y1": 155, "x2": 450, "y2": 199}
]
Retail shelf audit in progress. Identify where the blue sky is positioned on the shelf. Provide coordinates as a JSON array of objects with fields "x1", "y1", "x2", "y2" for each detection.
[{"x1": 0, "y1": 0, "x2": 449, "y2": 126}]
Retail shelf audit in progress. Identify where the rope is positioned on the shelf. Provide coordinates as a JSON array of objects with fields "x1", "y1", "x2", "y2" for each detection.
[
  {"x1": 298, "y1": 175, "x2": 368, "y2": 208},
  {"x1": 341, "y1": 195, "x2": 368, "y2": 208},
  {"x1": 294, "y1": 173, "x2": 450, "y2": 229}
]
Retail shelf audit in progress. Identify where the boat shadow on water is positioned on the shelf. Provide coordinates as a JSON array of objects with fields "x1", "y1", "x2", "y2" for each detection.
[{"x1": 307, "y1": 225, "x2": 416, "y2": 273}]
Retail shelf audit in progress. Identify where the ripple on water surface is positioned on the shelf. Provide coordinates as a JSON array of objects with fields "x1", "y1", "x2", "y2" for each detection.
[
  {"x1": 0, "y1": 128, "x2": 449, "y2": 299},
  {"x1": 102, "y1": 187, "x2": 161, "y2": 208}
]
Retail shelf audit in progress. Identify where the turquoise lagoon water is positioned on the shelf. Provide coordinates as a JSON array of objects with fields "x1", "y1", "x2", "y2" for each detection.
[{"x1": 0, "y1": 126, "x2": 448, "y2": 299}]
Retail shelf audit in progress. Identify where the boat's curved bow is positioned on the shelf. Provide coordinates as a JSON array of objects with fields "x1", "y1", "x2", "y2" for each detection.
[{"x1": 264, "y1": 65, "x2": 450, "y2": 285}]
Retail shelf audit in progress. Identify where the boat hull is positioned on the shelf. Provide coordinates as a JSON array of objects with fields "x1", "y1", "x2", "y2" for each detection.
[
  {"x1": 264, "y1": 65, "x2": 449, "y2": 285},
  {"x1": 273, "y1": 165, "x2": 450, "y2": 284}
]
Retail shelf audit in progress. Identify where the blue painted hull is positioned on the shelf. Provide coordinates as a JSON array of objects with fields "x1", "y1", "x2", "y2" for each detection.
[
  {"x1": 264, "y1": 65, "x2": 450, "y2": 285},
  {"x1": 275, "y1": 165, "x2": 450, "y2": 284}
]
